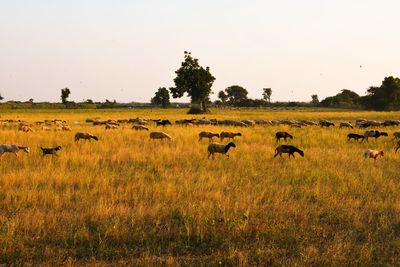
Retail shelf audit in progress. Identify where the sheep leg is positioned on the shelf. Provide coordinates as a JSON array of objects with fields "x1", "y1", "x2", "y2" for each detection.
[{"x1": 14, "y1": 152, "x2": 19, "y2": 158}]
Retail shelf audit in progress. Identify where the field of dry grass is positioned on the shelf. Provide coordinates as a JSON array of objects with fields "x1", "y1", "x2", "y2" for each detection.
[{"x1": 1, "y1": 108, "x2": 400, "y2": 265}]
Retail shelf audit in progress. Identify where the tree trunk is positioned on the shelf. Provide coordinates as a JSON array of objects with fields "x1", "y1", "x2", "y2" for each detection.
[{"x1": 201, "y1": 100, "x2": 207, "y2": 113}]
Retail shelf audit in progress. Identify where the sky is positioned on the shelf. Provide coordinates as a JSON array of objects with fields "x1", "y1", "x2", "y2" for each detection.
[{"x1": 0, "y1": 0, "x2": 399, "y2": 103}]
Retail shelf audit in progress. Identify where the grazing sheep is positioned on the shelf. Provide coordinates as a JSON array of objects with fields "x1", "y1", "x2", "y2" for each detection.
[
  {"x1": 364, "y1": 130, "x2": 388, "y2": 142},
  {"x1": 275, "y1": 131, "x2": 293, "y2": 142},
  {"x1": 198, "y1": 131, "x2": 220, "y2": 142},
  {"x1": 220, "y1": 132, "x2": 242, "y2": 141},
  {"x1": 149, "y1": 131, "x2": 172, "y2": 140},
  {"x1": 19, "y1": 125, "x2": 33, "y2": 132},
  {"x1": 105, "y1": 124, "x2": 118, "y2": 130},
  {"x1": 74, "y1": 132, "x2": 99, "y2": 142},
  {"x1": 340, "y1": 122, "x2": 353, "y2": 129},
  {"x1": 347, "y1": 133, "x2": 365, "y2": 142},
  {"x1": 319, "y1": 120, "x2": 335, "y2": 127},
  {"x1": 393, "y1": 131, "x2": 400, "y2": 139},
  {"x1": 132, "y1": 125, "x2": 149, "y2": 131},
  {"x1": 42, "y1": 126, "x2": 52, "y2": 131},
  {"x1": 156, "y1": 120, "x2": 172, "y2": 127},
  {"x1": 41, "y1": 146, "x2": 62, "y2": 156},
  {"x1": 207, "y1": 142, "x2": 236, "y2": 159},
  {"x1": 274, "y1": 145, "x2": 304, "y2": 159},
  {"x1": 364, "y1": 149, "x2": 384, "y2": 160},
  {"x1": 0, "y1": 144, "x2": 30, "y2": 157},
  {"x1": 61, "y1": 125, "x2": 71, "y2": 131}
]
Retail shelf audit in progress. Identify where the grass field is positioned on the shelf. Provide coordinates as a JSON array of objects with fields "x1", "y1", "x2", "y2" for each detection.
[{"x1": 1, "y1": 108, "x2": 400, "y2": 265}]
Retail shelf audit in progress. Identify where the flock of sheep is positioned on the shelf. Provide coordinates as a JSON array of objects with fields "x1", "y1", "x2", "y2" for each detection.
[{"x1": 1, "y1": 117, "x2": 400, "y2": 161}]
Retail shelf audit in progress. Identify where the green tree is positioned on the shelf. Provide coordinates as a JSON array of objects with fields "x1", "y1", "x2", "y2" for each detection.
[
  {"x1": 61, "y1": 88, "x2": 71, "y2": 104},
  {"x1": 151, "y1": 87, "x2": 170, "y2": 108},
  {"x1": 311, "y1": 94, "x2": 319, "y2": 105},
  {"x1": 363, "y1": 76, "x2": 400, "y2": 110},
  {"x1": 225, "y1": 85, "x2": 248, "y2": 106},
  {"x1": 0, "y1": 93, "x2": 4, "y2": 101},
  {"x1": 218, "y1": 90, "x2": 228, "y2": 103},
  {"x1": 262, "y1": 88, "x2": 272, "y2": 102},
  {"x1": 170, "y1": 51, "x2": 216, "y2": 113}
]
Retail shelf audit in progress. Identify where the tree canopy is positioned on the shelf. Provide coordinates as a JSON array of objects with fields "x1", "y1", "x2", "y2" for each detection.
[
  {"x1": 151, "y1": 87, "x2": 170, "y2": 108},
  {"x1": 262, "y1": 88, "x2": 272, "y2": 102},
  {"x1": 225, "y1": 85, "x2": 248, "y2": 106},
  {"x1": 169, "y1": 51, "x2": 215, "y2": 113}
]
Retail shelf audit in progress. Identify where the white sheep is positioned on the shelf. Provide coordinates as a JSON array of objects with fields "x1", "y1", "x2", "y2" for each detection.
[
  {"x1": 0, "y1": 144, "x2": 30, "y2": 157},
  {"x1": 198, "y1": 131, "x2": 220, "y2": 142},
  {"x1": 339, "y1": 122, "x2": 353, "y2": 128},
  {"x1": 132, "y1": 125, "x2": 149, "y2": 131},
  {"x1": 364, "y1": 149, "x2": 384, "y2": 160},
  {"x1": 207, "y1": 142, "x2": 236, "y2": 159},
  {"x1": 149, "y1": 131, "x2": 172, "y2": 140},
  {"x1": 220, "y1": 131, "x2": 242, "y2": 141}
]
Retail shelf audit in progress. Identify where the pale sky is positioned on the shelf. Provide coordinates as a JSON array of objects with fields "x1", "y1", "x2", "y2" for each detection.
[{"x1": 0, "y1": 0, "x2": 399, "y2": 103}]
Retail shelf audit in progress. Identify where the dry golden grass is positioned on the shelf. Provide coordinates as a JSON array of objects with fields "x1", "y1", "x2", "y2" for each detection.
[{"x1": 1, "y1": 108, "x2": 400, "y2": 265}]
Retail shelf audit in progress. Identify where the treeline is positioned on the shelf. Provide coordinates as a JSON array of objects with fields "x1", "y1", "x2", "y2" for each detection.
[{"x1": 319, "y1": 76, "x2": 400, "y2": 110}]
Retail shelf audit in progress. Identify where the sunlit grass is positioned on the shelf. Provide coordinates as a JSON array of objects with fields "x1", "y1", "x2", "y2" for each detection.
[{"x1": 1, "y1": 108, "x2": 400, "y2": 265}]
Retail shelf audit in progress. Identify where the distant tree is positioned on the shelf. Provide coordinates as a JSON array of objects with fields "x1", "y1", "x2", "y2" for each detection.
[
  {"x1": 262, "y1": 88, "x2": 272, "y2": 103},
  {"x1": 0, "y1": 93, "x2": 4, "y2": 101},
  {"x1": 320, "y1": 89, "x2": 360, "y2": 108},
  {"x1": 169, "y1": 51, "x2": 216, "y2": 113},
  {"x1": 85, "y1": 99, "x2": 94, "y2": 104},
  {"x1": 225, "y1": 85, "x2": 248, "y2": 106},
  {"x1": 311, "y1": 94, "x2": 319, "y2": 105},
  {"x1": 218, "y1": 90, "x2": 228, "y2": 103},
  {"x1": 29, "y1": 98, "x2": 34, "y2": 103},
  {"x1": 61, "y1": 88, "x2": 71, "y2": 104},
  {"x1": 151, "y1": 87, "x2": 170, "y2": 108}
]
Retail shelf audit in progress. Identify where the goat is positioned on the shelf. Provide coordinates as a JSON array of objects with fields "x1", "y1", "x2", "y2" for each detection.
[
  {"x1": 198, "y1": 131, "x2": 220, "y2": 142},
  {"x1": 74, "y1": 132, "x2": 99, "y2": 142},
  {"x1": 275, "y1": 131, "x2": 293, "y2": 142},
  {"x1": 220, "y1": 132, "x2": 242, "y2": 141},
  {"x1": 347, "y1": 133, "x2": 365, "y2": 142},
  {"x1": 207, "y1": 142, "x2": 236, "y2": 159},
  {"x1": 41, "y1": 146, "x2": 62, "y2": 156},
  {"x1": 149, "y1": 131, "x2": 172, "y2": 140},
  {"x1": 274, "y1": 145, "x2": 304, "y2": 159},
  {"x1": 364, "y1": 130, "x2": 388, "y2": 142},
  {"x1": 0, "y1": 144, "x2": 30, "y2": 157},
  {"x1": 364, "y1": 149, "x2": 384, "y2": 160}
]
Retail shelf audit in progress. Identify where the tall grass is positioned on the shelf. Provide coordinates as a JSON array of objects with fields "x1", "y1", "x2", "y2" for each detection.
[{"x1": 1, "y1": 109, "x2": 400, "y2": 265}]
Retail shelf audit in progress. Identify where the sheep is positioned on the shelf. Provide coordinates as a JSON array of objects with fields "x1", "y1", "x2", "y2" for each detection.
[
  {"x1": 274, "y1": 145, "x2": 304, "y2": 159},
  {"x1": 340, "y1": 122, "x2": 353, "y2": 129},
  {"x1": 393, "y1": 131, "x2": 400, "y2": 139},
  {"x1": 132, "y1": 125, "x2": 149, "y2": 131},
  {"x1": 364, "y1": 149, "x2": 384, "y2": 160},
  {"x1": 149, "y1": 131, "x2": 172, "y2": 140},
  {"x1": 156, "y1": 120, "x2": 172, "y2": 126},
  {"x1": 207, "y1": 142, "x2": 236, "y2": 159},
  {"x1": 347, "y1": 133, "x2": 365, "y2": 142},
  {"x1": 105, "y1": 124, "x2": 118, "y2": 130},
  {"x1": 364, "y1": 130, "x2": 388, "y2": 142},
  {"x1": 19, "y1": 125, "x2": 33, "y2": 132},
  {"x1": 42, "y1": 126, "x2": 52, "y2": 131},
  {"x1": 275, "y1": 132, "x2": 293, "y2": 142},
  {"x1": 41, "y1": 146, "x2": 62, "y2": 156},
  {"x1": 198, "y1": 131, "x2": 220, "y2": 142},
  {"x1": 74, "y1": 132, "x2": 99, "y2": 142},
  {"x1": 0, "y1": 144, "x2": 30, "y2": 157},
  {"x1": 220, "y1": 132, "x2": 242, "y2": 141},
  {"x1": 61, "y1": 125, "x2": 71, "y2": 131},
  {"x1": 319, "y1": 120, "x2": 335, "y2": 127}
]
